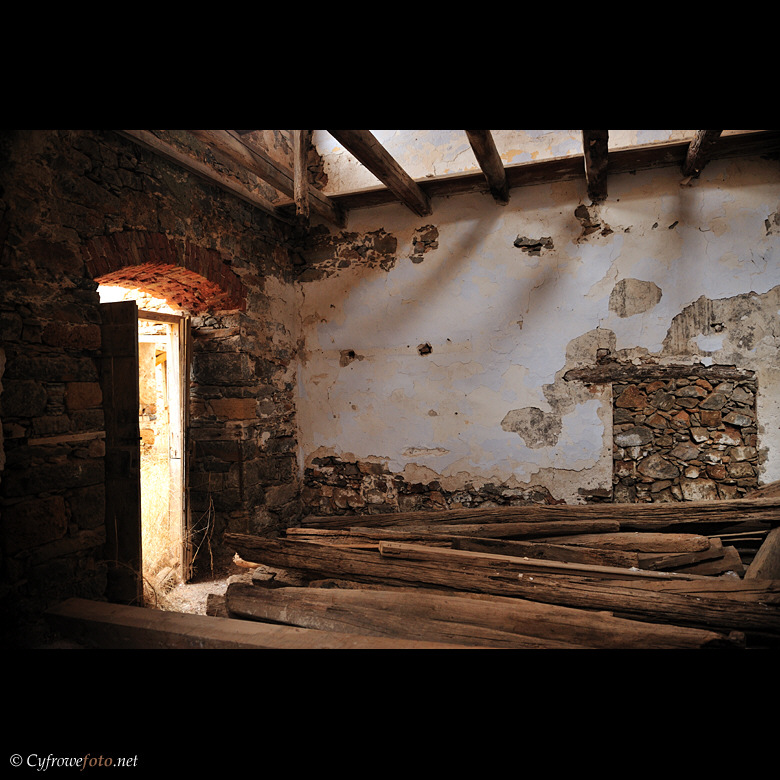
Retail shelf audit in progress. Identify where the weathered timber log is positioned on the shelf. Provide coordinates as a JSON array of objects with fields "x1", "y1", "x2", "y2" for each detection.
[
  {"x1": 669, "y1": 545, "x2": 744, "y2": 576},
  {"x1": 286, "y1": 527, "x2": 456, "y2": 547},
  {"x1": 224, "y1": 583, "x2": 744, "y2": 650},
  {"x1": 206, "y1": 593, "x2": 228, "y2": 617},
  {"x1": 744, "y1": 527, "x2": 780, "y2": 580},
  {"x1": 747, "y1": 481, "x2": 780, "y2": 499},
  {"x1": 636, "y1": 539, "x2": 726, "y2": 571},
  {"x1": 606, "y1": 577, "x2": 780, "y2": 604},
  {"x1": 451, "y1": 537, "x2": 639, "y2": 569},
  {"x1": 224, "y1": 534, "x2": 780, "y2": 636},
  {"x1": 45, "y1": 597, "x2": 472, "y2": 649},
  {"x1": 378, "y1": 540, "x2": 707, "y2": 582},
  {"x1": 534, "y1": 532, "x2": 712, "y2": 553},
  {"x1": 302, "y1": 497, "x2": 780, "y2": 533},
  {"x1": 226, "y1": 583, "x2": 586, "y2": 649},
  {"x1": 403, "y1": 521, "x2": 621, "y2": 538}
]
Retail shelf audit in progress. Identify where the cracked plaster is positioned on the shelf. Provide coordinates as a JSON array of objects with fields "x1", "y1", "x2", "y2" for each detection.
[{"x1": 294, "y1": 153, "x2": 780, "y2": 503}]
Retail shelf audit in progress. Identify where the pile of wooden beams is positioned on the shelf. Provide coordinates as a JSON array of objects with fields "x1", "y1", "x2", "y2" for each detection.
[{"x1": 219, "y1": 497, "x2": 780, "y2": 650}]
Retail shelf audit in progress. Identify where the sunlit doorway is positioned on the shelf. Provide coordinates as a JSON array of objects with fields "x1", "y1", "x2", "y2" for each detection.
[{"x1": 98, "y1": 285, "x2": 191, "y2": 604}]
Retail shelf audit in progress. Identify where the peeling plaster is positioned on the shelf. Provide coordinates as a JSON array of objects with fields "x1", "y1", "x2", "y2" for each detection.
[{"x1": 295, "y1": 155, "x2": 780, "y2": 503}]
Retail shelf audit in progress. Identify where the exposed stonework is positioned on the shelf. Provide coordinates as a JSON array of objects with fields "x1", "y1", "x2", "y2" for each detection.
[
  {"x1": 0, "y1": 129, "x2": 299, "y2": 641},
  {"x1": 501, "y1": 407, "x2": 563, "y2": 448},
  {"x1": 611, "y1": 369, "x2": 759, "y2": 503},
  {"x1": 513, "y1": 235, "x2": 553, "y2": 255},
  {"x1": 410, "y1": 225, "x2": 439, "y2": 263},
  {"x1": 296, "y1": 226, "x2": 398, "y2": 281},
  {"x1": 301, "y1": 455, "x2": 562, "y2": 517}
]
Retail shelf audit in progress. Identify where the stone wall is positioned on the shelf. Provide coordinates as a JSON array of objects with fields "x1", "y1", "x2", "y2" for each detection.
[
  {"x1": 0, "y1": 130, "x2": 299, "y2": 641},
  {"x1": 301, "y1": 456, "x2": 561, "y2": 517},
  {"x1": 611, "y1": 367, "x2": 759, "y2": 502}
]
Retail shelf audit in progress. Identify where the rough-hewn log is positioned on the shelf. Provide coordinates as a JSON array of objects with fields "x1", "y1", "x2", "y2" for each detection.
[
  {"x1": 226, "y1": 583, "x2": 585, "y2": 649},
  {"x1": 636, "y1": 539, "x2": 727, "y2": 571},
  {"x1": 223, "y1": 534, "x2": 780, "y2": 637},
  {"x1": 682, "y1": 130, "x2": 723, "y2": 178},
  {"x1": 465, "y1": 130, "x2": 509, "y2": 204},
  {"x1": 189, "y1": 129, "x2": 345, "y2": 227},
  {"x1": 378, "y1": 540, "x2": 706, "y2": 582},
  {"x1": 302, "y1": 497, "x2": 780, "y2": 534},
  {"x1": 45, "y1": 597, "x2": 468, "y2": 649},
  {"x1": 582, "y1": 129, "x2": 609, "y2": 202},
  {"x1": 536, "y1": 532, "x2": 713, "y2": 552},
  {"x1": 563, "y1": 362, "x2": 754, "y2": 385},
  {"x1": 225, "y1": 583, "x2": 744, "y2": 650},
  {"x1": 450, "y1": 537, "x2": 639, "y2": 568},
  {"x1": 327, "y1": 130, "x2": 432, "y2": 216}
]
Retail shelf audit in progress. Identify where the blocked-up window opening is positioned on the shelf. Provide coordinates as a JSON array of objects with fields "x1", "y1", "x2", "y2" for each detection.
[{"x1": 612, "y1": 370, "x2": 759, "y2": 503}]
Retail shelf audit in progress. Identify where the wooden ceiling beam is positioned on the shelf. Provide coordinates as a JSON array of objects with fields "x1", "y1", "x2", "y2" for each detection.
[
  {"x1": 327, "y1": 130, "x2": 432, "y2": 217},
  {"x1": 116, "y1": 130, "x2": 294, "y2": 224},
  {"x1": 682, "y1": 130, "x2": 723, "y2": 178},
  {"x1": 582, "y1": 130, "x2": 609, "y2": 203},
  {"x1": 315, "y1": 131, "x2": 780, "y2": 214},
  {"x1": 189, "y1": 130, "x2": 345, "y2": 228},
  {"x1": 293, "y1": 129, "x2": 311, "y2": 231},
  {"x1": 465, "y1": 130, "x2": 509, "y2": 204}
]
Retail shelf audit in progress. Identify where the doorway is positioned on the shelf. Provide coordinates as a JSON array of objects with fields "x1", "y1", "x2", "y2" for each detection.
[{"x1": 99, "y1": 286, "x2": 192, "y2": 603}]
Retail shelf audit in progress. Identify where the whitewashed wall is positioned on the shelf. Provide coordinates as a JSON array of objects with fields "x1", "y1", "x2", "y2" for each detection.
[{"x1": 295, "y1": 134, "x2": 780, "y2": 503}]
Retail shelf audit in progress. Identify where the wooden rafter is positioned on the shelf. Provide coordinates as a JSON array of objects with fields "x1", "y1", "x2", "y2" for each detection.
[
  {"x1": 465, "y1": 130, "x2": 509, "y2": 204},
  {"x1": 327, "y1": 130, "x2": 432, "y2": 217},
  {"x1": 582, "y1": 129, "x2": 609, "y2": 202},
  {"x1": 293, "y1": 129, "x2": 311, "y2": 230},
  {"x1": 682, "y1": 130, "x2": 723, "y2": 178},
  {"x1": 189, "y1": 129, "x2": 345, "y2": 227}
]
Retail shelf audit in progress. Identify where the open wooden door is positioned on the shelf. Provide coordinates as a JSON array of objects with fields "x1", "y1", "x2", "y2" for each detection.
[
  {"x1": 100, "y1": 300, "x2": 143, "y2": 605},
  {"x1": 138, "y1": 309, "x2": 192, "y2": 585}
]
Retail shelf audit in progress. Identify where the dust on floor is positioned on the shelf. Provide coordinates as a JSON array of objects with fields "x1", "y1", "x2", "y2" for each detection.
[{"x1": 148, "y1": 560, "x2": 255, "y2": 615}]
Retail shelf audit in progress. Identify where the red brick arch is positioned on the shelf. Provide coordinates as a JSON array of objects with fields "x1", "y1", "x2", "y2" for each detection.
[{"x1": 82, "y1": 231, "x2": 246, "y2": 314}]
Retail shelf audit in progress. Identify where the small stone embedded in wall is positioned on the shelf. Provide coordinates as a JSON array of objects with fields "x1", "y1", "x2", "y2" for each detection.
[{"x1": 612, "y1": 371, "x2": 759, "y2": 502}]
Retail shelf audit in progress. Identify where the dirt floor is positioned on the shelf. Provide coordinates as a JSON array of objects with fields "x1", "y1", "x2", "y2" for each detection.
[{"x1": 149, "y1": 558, "x2": 256, "y2": 615}]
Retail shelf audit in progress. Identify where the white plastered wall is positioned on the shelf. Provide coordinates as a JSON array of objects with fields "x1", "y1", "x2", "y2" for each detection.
[{"x1": 295, "y1": 134, "x2": 780, "y2": 503}]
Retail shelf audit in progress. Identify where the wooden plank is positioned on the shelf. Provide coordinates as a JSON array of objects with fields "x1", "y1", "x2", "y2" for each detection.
[
  {"x1": 745, "y1": 527, "x2": 780, "y2": 580},
  {"x1": 225, "y1": 583, "x2": 744, "y2": 650},
  {"x1": 100, "y1": 301, "x2": 142, "y2": 605},
  {"x1": 45, "y1": 597, "x2": 470, "y2": 649},
  {"x1": 465, "y1": 130, "x2": 509, "y2": 204},
  {"x1": 451, "y1": 537, "x2": 639, "y2": 569},
  {"x1": 378, "y1": 540, "x2": 707, "y2": 582},
  {"x1": 327, "y1": 130, "x2": 432, "y2": 216}
]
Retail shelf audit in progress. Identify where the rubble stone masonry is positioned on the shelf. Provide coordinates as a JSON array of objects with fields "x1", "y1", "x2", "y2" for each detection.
[
  {"x1": 0, "y1": 129, "x2": 298, "y2": 641},
  {"x1": 611, "y1": 368, "x2": 759, "y2": 502}
]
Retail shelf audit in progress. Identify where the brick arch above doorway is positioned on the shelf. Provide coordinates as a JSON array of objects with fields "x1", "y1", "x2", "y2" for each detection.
[{"x1": 82, "y1": 231, "x2": 246, "y2": 314}]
